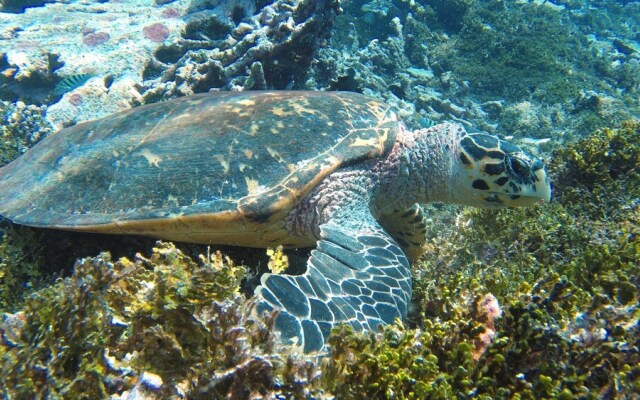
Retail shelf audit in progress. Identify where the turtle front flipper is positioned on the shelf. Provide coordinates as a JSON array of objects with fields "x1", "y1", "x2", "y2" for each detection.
[
  {"x1": 379, "y1": 204, "x2": 429, "y2": 264},
  {"x1": 255, "y1": 212, "x2": 412, "y2": 353}
]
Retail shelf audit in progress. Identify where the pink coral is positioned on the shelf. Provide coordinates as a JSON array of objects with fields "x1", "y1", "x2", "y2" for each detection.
[
  {"x1": 472, "y1": 293, "x2": 502, "y2": 360},
  {"x1": 68, "y1": 93, "x2": 83, "y2": 106},
  {"x1": 143, "y1": 23, "x2": 170, "y2": 43},
  {"x1": 82, "y1": 31, "x2": 110, "y2": 46},
  {"x1": 161, "y1": 8, "x2": 181, "y2": 18}
]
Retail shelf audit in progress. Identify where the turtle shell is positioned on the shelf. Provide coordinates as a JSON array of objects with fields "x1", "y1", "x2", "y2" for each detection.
[{"x1": 0, "y1": 91, "x2": 399, "y2": 245}]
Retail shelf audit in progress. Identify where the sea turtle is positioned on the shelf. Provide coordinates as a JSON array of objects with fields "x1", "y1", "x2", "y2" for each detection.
[{"x1": 0, "y1": 91, "x2": 551, "y2": 352}]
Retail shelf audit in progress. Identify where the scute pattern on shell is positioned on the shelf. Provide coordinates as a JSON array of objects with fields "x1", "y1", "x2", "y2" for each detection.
[{"x1": 0, "y1": 91, "x2": 398, "y2": 229}]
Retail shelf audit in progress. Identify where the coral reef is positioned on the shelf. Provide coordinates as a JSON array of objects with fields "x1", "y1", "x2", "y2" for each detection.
[
  {"x1": 0, "y1": 0, "x2": 188, "y2": 127},
  {"x1": 0, "y1": 0, "x2": 339, "y2": 128},
  {"x1": 141, "y1": 0, "x2": 340, "y2": 100},
  {"x1": 1, "y1": 0, "x2": 637, "y2": 141},
  {"x1": 310, "y1": 0, "x2": 640, "y2": 140}
]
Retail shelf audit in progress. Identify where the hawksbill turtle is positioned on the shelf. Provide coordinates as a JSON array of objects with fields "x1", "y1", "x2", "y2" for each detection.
[{"x1": 0, "y1": 91, "x2": 551, "y2": 352}]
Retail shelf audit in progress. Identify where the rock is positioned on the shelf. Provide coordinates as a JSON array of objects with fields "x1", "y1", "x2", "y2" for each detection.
[
  {"x1": 612, "y1": 38, "x2": 637, "y2": 55},
  {"x1": 481, "y1": 100, "x2": 503, "y2": 119},
  {"x1": 407, "y1": 67, "x2": 434, "y2": 80}
]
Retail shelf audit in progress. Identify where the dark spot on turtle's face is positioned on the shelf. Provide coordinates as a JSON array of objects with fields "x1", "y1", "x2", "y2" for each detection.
[
  {"x1": 494, "y1": 176, "x2": 509, "y2": 186},
  {"x1": 472, "y1": 179, "x2": 490, "y2": 190},
  {"x1": 484, "y1": 163, "x2": 504, "y2": 176},
  {"x1": 461, "y1": 136, "x2": 487, "y2": 161},
  {"x1": 472, "y1": 134, "x2": 499, "y2": 148},
  {"x1": 508, "y1": 156, "x2": 531, "y2": 180},
  {"x1": 459, "y1": 152, "x2": 472, "y2": 166}
]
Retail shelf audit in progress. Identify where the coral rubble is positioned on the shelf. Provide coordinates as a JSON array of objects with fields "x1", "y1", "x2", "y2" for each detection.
[{"x1": 0, "y1": 0, "x2": 339, "y2": 128}]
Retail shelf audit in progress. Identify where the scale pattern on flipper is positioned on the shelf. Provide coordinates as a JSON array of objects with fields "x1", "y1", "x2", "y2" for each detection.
[
  {"x1": 256, "y1": 219, "x2": 412, "y2": 353},
  {"x1": 379, "y1": 204, "x2": 429, "y2": 264}
]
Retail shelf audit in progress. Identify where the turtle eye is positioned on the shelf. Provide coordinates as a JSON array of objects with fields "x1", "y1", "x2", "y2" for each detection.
[{"x1": 509, "y1": 157, "x2": 530, "y2": 178}]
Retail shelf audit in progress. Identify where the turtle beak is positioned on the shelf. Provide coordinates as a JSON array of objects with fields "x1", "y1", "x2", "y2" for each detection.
[
  {"x1": 484, "y1": 166, "x2": 552, "y2": 208},
  {"x1": 511, "y1": 167, "x2": 552, "y2": 206},
  {"x1": 535, "y1": 167, "x2": 552, "y2": 204}
]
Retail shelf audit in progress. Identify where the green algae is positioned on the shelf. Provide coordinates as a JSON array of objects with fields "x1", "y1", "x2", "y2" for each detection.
[
  {"x1": 0, "y1": 242, "x2": 276, "y2": 398},
  {"x1": 0, "y1": 227, "x2": 45, "y2": 311},
  {"x1": 422, "y1": 0, "x2": 476, "y2": 33},
  {"x1": 434, "y1": 1, "x2": 590, "y2": 102},
  {"x1": 550, "y1": 119, "x2": 640, "y2": 219}
]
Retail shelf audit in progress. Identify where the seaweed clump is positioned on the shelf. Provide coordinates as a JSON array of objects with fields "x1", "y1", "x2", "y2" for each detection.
[
  {"x1": 320, "y1": 287, "x2": 502, "y2": 398},
  {"x1": 550, "y1": 119, "x2": 640, "y2": 220},
  {"x1": 0, "y1": 242, "x2": 318, "y2": 399},
  {"x1": 0, "y1": 227, "x2": 45, "y2": 311}
]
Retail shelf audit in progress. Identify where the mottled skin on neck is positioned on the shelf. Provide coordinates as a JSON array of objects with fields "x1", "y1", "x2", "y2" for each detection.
[
  {"x1": 372, "y1": 123, "x2": 464, "y2": 214},
  {"x1": 286, "y1": 123, "x2": 462, "y2": 241}
]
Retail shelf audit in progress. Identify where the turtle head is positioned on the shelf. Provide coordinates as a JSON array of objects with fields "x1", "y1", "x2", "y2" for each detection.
[{"x1": 450, "y1": 132, "x2": 552, "y2": 208}]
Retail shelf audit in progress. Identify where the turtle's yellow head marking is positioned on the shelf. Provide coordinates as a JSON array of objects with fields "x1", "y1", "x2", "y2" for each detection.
[{"x1": 454, "y1": 133, "x2": 552, "y2": 207}]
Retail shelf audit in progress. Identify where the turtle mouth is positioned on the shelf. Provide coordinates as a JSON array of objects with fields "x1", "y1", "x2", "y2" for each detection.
[{"x1": 477, "y1": 191, "x2": 550, "y2": 208}]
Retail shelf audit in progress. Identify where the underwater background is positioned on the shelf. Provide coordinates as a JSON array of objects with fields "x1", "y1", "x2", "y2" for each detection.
[{"x1": 0, "y1": 0, "x2": 638, "y2": 398}]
